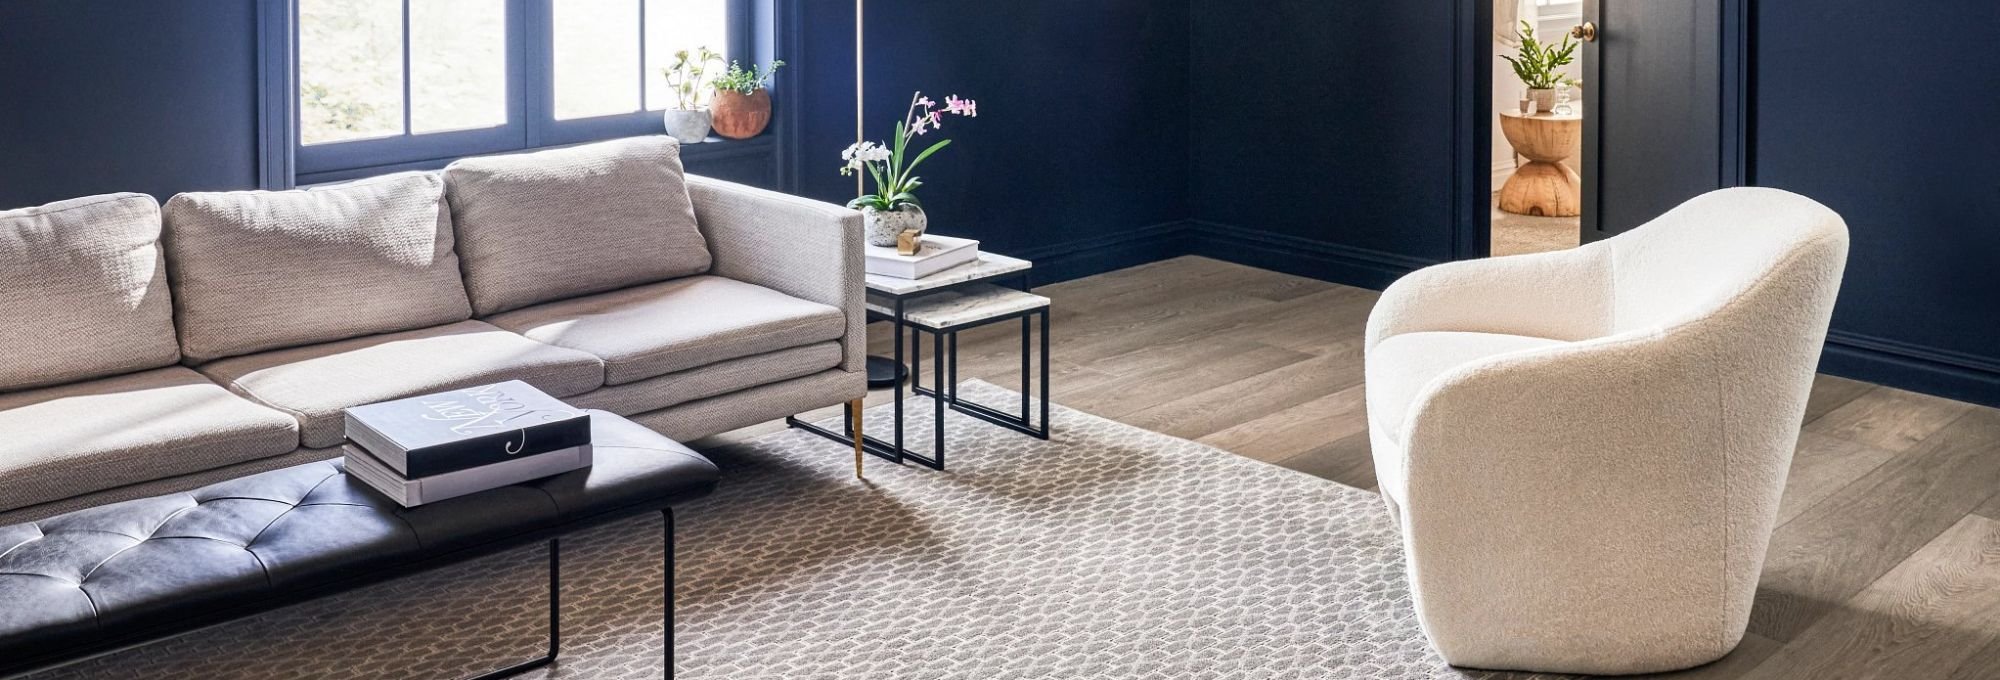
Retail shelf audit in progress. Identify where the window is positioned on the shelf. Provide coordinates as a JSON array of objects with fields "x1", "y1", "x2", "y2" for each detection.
[{"x1": 284, "y1": 0, "x2": 745, "y2": 184}]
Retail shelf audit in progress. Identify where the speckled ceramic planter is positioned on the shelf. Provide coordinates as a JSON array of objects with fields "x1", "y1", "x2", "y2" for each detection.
[
  {"x1": 1526, "y1": 88, "x2": 1556, "y2": 114},
  {"x1": 863, "y1": 205, "x2": 927, "y2": 247},
  {"x1": 662, "y1": 109, "x2": 713, "y2": 143}
]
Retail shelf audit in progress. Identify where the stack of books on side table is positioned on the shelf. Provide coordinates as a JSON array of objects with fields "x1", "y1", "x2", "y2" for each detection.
[
  {"x1": 865, "y1": 234, "x2": 979, "y2": 279},
  {"x1": 342, "y1": 380, "x2": 593, "y2": 507}
]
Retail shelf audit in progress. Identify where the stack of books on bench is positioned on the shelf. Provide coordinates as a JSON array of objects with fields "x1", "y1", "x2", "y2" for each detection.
[{"x1": 342, "y1": 380, "x2": 593, "y2": 507}]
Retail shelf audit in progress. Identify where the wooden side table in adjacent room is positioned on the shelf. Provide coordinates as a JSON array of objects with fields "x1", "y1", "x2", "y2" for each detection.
[{"x1": 1498, "y1": 110, "x2": 1583, "y2": 217}]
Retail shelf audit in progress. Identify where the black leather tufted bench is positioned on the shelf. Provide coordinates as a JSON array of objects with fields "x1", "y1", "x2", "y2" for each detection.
[{"x1": 0, "y1": 410, "x2": 718, "y2": 679}]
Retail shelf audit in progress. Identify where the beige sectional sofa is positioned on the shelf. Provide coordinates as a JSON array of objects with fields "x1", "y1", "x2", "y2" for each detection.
[{"x1": 0, "y1": 136, "x2": 866, "y2": 524}]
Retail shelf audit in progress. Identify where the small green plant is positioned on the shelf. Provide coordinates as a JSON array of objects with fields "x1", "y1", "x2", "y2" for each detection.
[
  {"x1": 1500, "y1": 21, "x2": 1577, "y2": 90},
  {"x1": 662, "y1": 47, "x2": 725, "y2": 111},
  {"x1": 713, "y1": 60, "x2": 786, "y2": 95}
]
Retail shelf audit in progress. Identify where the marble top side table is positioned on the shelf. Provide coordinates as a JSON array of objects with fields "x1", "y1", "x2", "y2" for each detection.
[{"x1": 787, "y1": 252, "x2": 1041, "y2": 470}]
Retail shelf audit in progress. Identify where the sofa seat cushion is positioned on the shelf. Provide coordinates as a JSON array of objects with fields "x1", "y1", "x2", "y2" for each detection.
[
  {"x1": 1366, "y1": 331, "x2": 1566, "y2": 443},
  {"x1": 0, "y1": 193, "x2": 180, "y2": 391},
  {"x1": 199, "y1": 320, "x2": 605, "y2": 448},
  {"x1": 486, "y1": 276, "x2": 847, "y2": 385},
  {"x1": 162, "y1": 172, "x2": 473, "y2": 363},
  {"x1": 569, "y1": 342, "x2": 843, "y2": 415},
  {"x1": 0, "y1": 368, "x2": 300, "y2": 514},
  {"x1": 444, "y1": 136, "x2": 710, "y2": 316}
]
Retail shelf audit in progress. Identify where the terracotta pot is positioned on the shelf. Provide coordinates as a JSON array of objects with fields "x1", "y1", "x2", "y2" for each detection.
[{"x1": 711, "y1": 89, "x2": 773, "y2": 140}]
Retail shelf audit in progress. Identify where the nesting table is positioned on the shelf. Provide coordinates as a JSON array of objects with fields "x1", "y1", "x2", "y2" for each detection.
[{"x1": 788, "y1": 252, "x2": 1051, "y2": 470}]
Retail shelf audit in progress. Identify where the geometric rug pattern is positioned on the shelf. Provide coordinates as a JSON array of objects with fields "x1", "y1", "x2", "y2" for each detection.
[{"x1": 37, "y1": 381, "x2": 1540, "y2": 679}]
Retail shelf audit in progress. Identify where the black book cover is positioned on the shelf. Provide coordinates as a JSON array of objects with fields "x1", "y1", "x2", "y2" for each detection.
[{"x1": 343, "y1": 380, "x2": 591, "y2": 478}]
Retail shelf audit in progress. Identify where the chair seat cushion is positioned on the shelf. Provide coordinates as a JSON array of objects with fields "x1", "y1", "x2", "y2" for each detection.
[
  {"x1": 0, "y1": 410, "x2": 717, "y2": 662},
  {"x1": 199, "y1": 320, "x2": 605, "y2": 448},
  {"x1": 1366, "y1": 331, "x2": 1566, "y2": 442},
  {"x1": 486, "y1": 276, "x2": 847, "y2": 385},
  {"x1": 0, "y1": 368, "x2": 300, "y2": 514}
]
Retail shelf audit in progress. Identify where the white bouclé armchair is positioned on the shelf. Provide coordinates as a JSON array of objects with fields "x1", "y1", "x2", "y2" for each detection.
[{"x1": 1363, "y1": 188, "x2": 1849, "y2": 674}]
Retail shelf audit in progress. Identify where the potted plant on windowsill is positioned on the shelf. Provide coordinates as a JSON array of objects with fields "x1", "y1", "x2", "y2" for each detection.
[
  {"x1": 1501, "y1": 21, "x2": 1577, "y2": 113},
  {"x1": 840, "y1": 92, "x2": 980, "y2": 247},
  {"x1": 661, "y1": 47, "x2": 723, "y2": 143},
  {"x1": 710, "y1": 60, "x2": 785, "y2": 140}
]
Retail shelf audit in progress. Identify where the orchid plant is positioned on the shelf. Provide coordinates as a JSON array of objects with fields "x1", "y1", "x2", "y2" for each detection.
[{"x1": 840, "y1": 91, "x2": 980, "y2": 212}]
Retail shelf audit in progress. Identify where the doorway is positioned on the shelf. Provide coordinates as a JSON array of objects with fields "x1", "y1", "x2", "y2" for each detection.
[{"x1": 1490, "y1": 0, "x2": 1585, "y2": 257}]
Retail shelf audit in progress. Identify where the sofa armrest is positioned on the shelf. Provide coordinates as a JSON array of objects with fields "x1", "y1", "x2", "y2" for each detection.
[
  {"x1": 688, "y1": 175, "x2": 867, "y2": 372},
  {"x1": 1365, "y1": 244, "x2": 1616, "y2": 351}
]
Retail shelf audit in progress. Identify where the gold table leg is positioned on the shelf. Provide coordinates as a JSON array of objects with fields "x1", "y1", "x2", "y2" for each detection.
[{"x1": 850, "y1": 398, "x2": 866, "y2": 479}]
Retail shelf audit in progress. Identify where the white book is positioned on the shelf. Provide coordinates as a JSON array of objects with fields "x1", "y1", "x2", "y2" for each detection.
[
  {"x1": 343, "y1": 443, "x2": 593, "y2": 508},
  {"x1": 864, "y1": 234, "x2": 979, "y2": 279}
]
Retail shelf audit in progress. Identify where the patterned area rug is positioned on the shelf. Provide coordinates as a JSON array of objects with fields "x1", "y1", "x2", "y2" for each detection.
[{"x1": 41, "y1": 381, "x2": 1529, "y2": 679}]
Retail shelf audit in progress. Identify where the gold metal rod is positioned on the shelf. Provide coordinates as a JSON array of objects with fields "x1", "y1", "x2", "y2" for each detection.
[
  {"x1": 851, "y1": 399, "x2": 866, "y2": 478},
  {"x1": 855, "y1": 0, "x2": 865, "y2": 197}
]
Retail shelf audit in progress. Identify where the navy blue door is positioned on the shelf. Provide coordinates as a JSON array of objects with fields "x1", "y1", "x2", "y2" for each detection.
[{"x1": 1581, "y1": 0, "x2": 1747, "y2": 240}]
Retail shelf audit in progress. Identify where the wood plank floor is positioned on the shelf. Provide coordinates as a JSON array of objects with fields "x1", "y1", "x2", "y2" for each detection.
[{"x1": 717, "y1": 255, "x2": 2000, "y2": 679}]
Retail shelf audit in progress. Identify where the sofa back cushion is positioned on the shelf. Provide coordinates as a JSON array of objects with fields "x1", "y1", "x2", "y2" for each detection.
[
  {"x1": 0, "y1": 193, "x2": 181, "y2": 391},
  {"x1": 443, "y1": 135, "x2": 710, "y2": 316},
  {"x1": 163, "y1": 172, "x2": 474, "y2": 363}
]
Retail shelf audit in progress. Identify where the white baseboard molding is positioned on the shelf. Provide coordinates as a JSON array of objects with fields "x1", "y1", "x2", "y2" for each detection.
[{"x1": 1492, "y1": 160, "x2": 1516, "y2": 190}]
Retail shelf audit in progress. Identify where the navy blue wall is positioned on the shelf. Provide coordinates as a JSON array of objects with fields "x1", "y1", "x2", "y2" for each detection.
[
  {"x1": 0, "y1": 1, "x2": 261, "y2": 207},
  {"x1": 0, "y1": 0, "x2": 800, "y2": 205},
  {"x1": 1182, "y1": 1, "x2": 2000, "y2": 406},
  {"x1": 3, "y1": 1, "x2": 1997, "y2": 405},
  {"x1": 1186, "y1": 0, "x2": 1458, "y2": 288},
  {"x1": 1754, "y1": 1, "x2": 2000, "y2": 404},
  {"x1": 793, "y1": 0, "x2": 1191, "y2": 283}
]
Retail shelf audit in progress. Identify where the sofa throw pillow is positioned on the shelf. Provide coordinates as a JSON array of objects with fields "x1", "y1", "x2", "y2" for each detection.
[
  {"x1": 443, "y1": 135, "x2": 710, "y2": 316},
  {"x1": 163, "y1": 172, "x2": 474, "y2": 363},
  {"x1": 0, "y1": 193, "x2": 181, "y2": 391}
]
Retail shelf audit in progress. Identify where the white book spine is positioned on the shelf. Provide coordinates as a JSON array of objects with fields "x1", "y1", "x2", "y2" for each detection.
[{"x1": 344, "y1": 445, "x2": 593, "y2": 507}]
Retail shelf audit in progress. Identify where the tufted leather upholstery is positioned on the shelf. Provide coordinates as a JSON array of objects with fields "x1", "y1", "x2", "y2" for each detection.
[{"x1": 0, "y1": 410, "x2": 717, "y2": 663}]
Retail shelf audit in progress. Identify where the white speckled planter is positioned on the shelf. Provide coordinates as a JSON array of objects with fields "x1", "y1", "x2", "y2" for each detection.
[
  {"x1": 662, "y1": 109, "x2": 713, "y2": 143},
  {"x1": 863, "y1": 206, "x2": 927, "y2": 247}
]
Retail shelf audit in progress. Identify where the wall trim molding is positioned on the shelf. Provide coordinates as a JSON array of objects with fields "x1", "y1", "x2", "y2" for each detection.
[
  {"x1": 1492, "y1": 159, "x2": 1516, "y2": 190},
  {"x1": 1185, "y1": 220, "x2": 1439, "y2": 290},
  {"x1": 1823, "y1": 330, "x2": 2000, "y2": 407},
  {"x1": 1016, "y1": 219, "x2": 1441, "y2": 292},
  {"x1": 1011, "y1": 221, "x2": 1191, "y2": 287}
]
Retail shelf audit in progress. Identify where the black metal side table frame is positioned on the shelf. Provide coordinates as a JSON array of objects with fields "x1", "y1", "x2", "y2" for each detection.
[
  {"x1": 787, "y1": 268, "x2": 1041, "y2": 470},
  {"x1": 910, "y1": 306, "x2": 1052, "y2": 447}
]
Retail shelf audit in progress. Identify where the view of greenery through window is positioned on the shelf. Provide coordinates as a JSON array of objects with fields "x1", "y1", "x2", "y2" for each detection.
[{"x1": 300, "y1": 0, "x2": 727, "y2": 147}]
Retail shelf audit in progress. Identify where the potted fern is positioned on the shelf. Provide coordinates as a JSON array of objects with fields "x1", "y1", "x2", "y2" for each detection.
[
  {"x1": 710, "y1": 60, "x2": 785, "y2": 140},
  {"x1": 660, "y1": 47, "x2": 723, "y2": 143},
  {"x1": 1501, "y1": 21, "x2": 1578, "y2": 113}
]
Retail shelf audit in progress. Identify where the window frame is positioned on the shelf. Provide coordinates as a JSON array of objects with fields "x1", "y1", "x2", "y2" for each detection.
[{"x1": 264, "y1": 0, "x2": 753, "y2": 187}]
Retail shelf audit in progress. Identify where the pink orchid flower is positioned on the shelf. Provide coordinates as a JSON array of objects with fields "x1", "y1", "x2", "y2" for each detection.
[{"x1": 946, "y1": 95, "x2": 978, "y2": 117}]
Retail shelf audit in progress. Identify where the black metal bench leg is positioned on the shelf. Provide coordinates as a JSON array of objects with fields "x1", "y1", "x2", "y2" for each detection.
[
  {"x1": 664, "y1": 507, "x2": 675, "y2": 679},
  {"x1": 462, "y1": 539, "x2": 561, "y2": 680}
]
